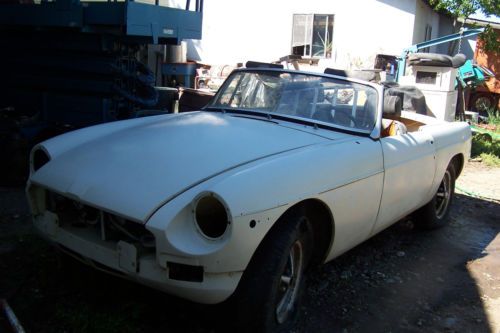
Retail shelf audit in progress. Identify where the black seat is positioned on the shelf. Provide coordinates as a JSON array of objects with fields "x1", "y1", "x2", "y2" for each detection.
[{"x1": 408, "y1": 53, "x2": 466, "y2": 69}]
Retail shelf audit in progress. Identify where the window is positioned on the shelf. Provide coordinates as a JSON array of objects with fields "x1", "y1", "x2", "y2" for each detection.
[{"x1": 292, "y1": 14, "x2": 334, "y2": 58}]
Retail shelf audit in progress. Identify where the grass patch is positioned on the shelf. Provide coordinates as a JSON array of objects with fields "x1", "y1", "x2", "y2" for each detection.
[
  {"x1": 470, "y1": 107, "x2": 500, "y2": 166},
  {"x1": 471, "y1": 132, "x2": 500, "y2": 167},
  {"x1": 486, "y1": 109, "x2": 500, "y2": 129},
  {"x1": 479, "y1": 152, "x2": 500, "y2": 167}
]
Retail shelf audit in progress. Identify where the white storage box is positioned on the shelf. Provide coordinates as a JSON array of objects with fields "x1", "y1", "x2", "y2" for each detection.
[
  {"x1": 400, "y1": 66, "x2": 457, "y2": 92},
  {"x1": 423, "y1": 90, "x2": 458, "y2": 122}
]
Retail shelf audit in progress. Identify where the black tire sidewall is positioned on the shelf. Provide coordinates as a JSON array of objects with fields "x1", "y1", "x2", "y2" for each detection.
[
  {"x1": 470, "y1": 93, "x2": 496, "y2": 115},
  {"x1": 232, "y1": 210, "x2": 313, "y2": 333},
  {"x1": 414, "y1": 163, "x2": 456, "y2": 230}
]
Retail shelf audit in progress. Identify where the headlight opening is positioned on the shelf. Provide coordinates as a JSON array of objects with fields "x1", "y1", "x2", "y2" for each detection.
[{"x1": 194, "y1": 194, "x2": 230, "y2": 239}]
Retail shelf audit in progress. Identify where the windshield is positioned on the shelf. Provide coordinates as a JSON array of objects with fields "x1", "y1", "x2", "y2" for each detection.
[{"x1": 209, "y1": 70, "x2": 378, "y2": 133}]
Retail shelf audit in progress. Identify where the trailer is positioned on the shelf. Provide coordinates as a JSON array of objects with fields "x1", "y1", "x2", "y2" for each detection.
[{"x1": 467, "y1": 25, "x2": 500, "y2": 113}]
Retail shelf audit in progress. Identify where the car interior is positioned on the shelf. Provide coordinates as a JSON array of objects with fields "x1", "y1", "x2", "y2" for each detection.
[{"x1": 381, "y1": 92, "x2": 426, "y2": 137}]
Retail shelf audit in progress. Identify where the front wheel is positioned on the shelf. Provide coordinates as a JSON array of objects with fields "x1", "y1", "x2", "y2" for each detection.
[
  {"x1": 413, "y1": 163, "x2": 456, "y2": 229},
  {"x1": 232, "y1": 210, "x2": 313, "y2": 332}
]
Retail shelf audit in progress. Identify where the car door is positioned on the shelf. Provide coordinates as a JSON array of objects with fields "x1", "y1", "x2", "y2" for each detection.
[{"x1": 372, "y1": 131, "x2": 436, "y2": 234}]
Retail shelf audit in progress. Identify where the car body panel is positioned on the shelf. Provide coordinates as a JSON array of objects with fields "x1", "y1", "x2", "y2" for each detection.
[
  {"x1": 30, "y1": 111, "x2": 327, "y2": 222},
  {"x1": 373, "y1": 130, "x2": 436, "y2": 233},
  {"x1": 145, "y1": 134, "x2": 383, "y2": 275},
  {"x1": 31, "y1": 210, "x2": 242, "y2": 304},
  {"x1": 26, "y1": 69, "x2": 472, "y2": 305}
]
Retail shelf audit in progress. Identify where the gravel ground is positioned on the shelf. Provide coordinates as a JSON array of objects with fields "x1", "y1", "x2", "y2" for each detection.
[{"x1": 0, "y1": 161, "x2": 499, "y2": 333}]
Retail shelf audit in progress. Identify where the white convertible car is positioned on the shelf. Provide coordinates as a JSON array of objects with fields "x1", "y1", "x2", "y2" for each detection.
[{"x1": 27, "y1": 67, "x2": 471, "y2": 331}]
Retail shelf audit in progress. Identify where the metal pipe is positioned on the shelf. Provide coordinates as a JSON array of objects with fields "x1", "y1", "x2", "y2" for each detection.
[{"x1": 185, "y1": 0, "x2": 191, "y2": 10}]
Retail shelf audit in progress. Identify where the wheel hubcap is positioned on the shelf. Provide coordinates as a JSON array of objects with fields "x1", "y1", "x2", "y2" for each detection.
[
  {"x1": 435, "y1": 170, "x2": 451, "y2": 219},
  {"x1": 276, "y1": 240, "x2": 303, "y2": 324}
]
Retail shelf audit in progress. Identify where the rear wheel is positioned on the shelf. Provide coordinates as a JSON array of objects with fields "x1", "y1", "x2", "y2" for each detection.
[
  {"x1": 232, "y1": 209, "x2": 313, "y2": 332},
  {"x1": 470, "y1": 92, "x2": 496, "y2": 115},
  {"x1": 413, "y1": 163, "x2": 456, "y2": 229}
]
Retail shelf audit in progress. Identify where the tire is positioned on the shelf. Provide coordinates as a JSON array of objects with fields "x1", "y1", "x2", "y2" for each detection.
[
  {"x1": 232, "y1": 209, "x2": 313, "y2": 332},
  {"x1": 470, "y1": 92, "x2": 496, "y2": 116},
  {"x1": 413, "y1": 163, "x2": 456, "y2": 230}
]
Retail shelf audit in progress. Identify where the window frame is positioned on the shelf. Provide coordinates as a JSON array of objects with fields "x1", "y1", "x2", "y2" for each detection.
[{"x1": 291, "y1": 13, "x2": 334, "y2": 59}]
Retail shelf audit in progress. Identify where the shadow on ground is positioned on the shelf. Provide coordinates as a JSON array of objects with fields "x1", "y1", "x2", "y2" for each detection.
[{"x1": 0, "y1": 189, "x2": 498, "y2": 333}]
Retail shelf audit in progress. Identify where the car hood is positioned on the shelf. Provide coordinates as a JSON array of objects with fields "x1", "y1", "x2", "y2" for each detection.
[{"x1": 31, "y1": 112, "x2": 332, "y2": 222}]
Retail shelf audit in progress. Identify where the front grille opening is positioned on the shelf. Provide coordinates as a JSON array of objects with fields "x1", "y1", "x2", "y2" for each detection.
[
  {"x1": 59, "y1": 245, "x2": 127, "y2": 277},
  {"x1": 45, "y1": 191, "x2": 156, "y2": 253}
]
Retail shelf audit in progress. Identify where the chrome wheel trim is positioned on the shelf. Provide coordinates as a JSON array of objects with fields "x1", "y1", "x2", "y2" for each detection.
[
  {"x1": 435, "y1": 170, "x2": 452, "y2": 219},
  {"x1": 276, "y1": 240, "x2": 304, "y2": 324}
]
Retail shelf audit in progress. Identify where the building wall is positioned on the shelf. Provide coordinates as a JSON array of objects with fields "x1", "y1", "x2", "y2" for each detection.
[
  {"x1": 436, "y1": 15, "x2": 455, "y2": 55},
  {"x1": 412, "y1": 0, "x2": 440, "y2": 52},
  {"x1": 333, "y1": 0, "x2": 417, "y2": 69},
  {"x1": 167, "y1": 0, "x2": 452, "y2": 69},
  {"x1": 461, "y1": 35, "x2": 478, "y2": 59}
]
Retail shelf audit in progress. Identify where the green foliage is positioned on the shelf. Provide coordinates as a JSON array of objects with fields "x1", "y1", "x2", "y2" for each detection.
[
  {"x1": 475, "y1": 0, "x2": 500, "y2": 16},
  {"x1": 487, "y1": 108, "x2": 500, "y2": 127},
  {"x1": 471, "y1": 132, "x2": 500, "y2": 166},
  {"x1": 429, "y1": 0, "x2": 500, "y2": 52},
  {"x1": 429, "y1": 0, "x2": 478, "y2": 18},
  {"x1": 479, "y1": 152, "x2": 500, "y2": 166},
  {"x1": 429, "y1": 0, "x2": 499, "y2": 18},
  {"x1": 478, "y1": 25, "x2": 500, "y2": 54}
]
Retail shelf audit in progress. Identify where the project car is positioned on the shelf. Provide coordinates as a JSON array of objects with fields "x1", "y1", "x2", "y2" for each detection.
[{"x1": 26, "y1": 68, "x2": 471, "y2": 332}]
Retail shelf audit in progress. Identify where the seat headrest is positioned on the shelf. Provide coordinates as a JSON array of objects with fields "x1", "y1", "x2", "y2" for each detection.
[{"x1": 383, "y1": 95, "x2": 402, "y2": 117}]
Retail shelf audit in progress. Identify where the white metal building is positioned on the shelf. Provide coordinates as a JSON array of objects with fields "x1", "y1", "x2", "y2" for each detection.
[{"x1": 167, "y1": 0, "x2": 469, "y2": 69}]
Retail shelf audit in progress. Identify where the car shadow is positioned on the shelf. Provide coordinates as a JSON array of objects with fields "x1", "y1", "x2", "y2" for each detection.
[
  {"x1": 300, "y1": 193, "x2": 499, "y2": 332},
  {"x1": 1, "y1": 192, "x2": 498, "y2": 333}
]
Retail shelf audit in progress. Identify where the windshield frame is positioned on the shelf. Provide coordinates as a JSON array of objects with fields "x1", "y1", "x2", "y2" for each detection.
[{"x1": 205, "y1": 68, "x2": 383, "y2": 139}]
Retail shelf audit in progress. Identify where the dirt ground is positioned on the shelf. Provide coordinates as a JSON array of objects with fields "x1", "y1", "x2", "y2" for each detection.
[{"x1": 0, "y1": 161, "x2": 499, "y2": 333}]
